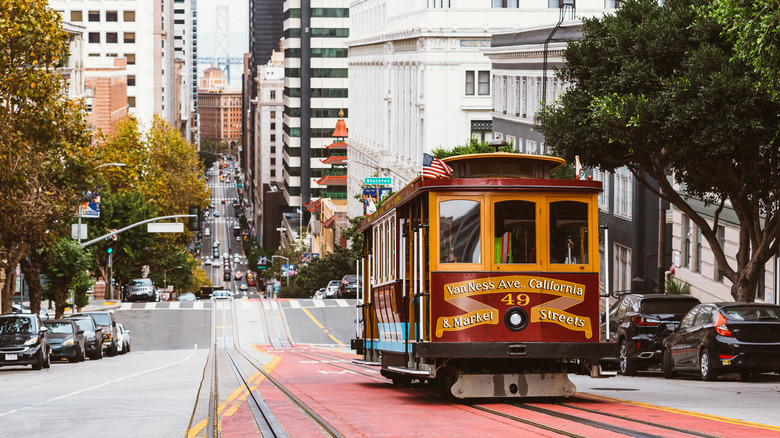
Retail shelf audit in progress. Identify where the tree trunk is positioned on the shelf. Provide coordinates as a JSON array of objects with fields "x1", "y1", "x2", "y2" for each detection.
[
  {"x1": 0, "y1": 244, "x2": 28, "y2": 314},
  {"x1": 19, "y1": 255, "x2": 44, "y2": 315}
]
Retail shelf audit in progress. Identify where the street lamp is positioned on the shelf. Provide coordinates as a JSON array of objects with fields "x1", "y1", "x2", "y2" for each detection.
[{"x1": 271, "y1": 255, "x2": 289, "y2": 288}]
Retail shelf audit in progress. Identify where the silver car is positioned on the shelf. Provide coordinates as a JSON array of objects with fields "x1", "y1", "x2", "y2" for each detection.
[
  {"x1": 124, "y1": 278, "x2": 157, "y2": 302},
  {"x1": 116, "y1": 323, "x2": 131, "y2": 354}
]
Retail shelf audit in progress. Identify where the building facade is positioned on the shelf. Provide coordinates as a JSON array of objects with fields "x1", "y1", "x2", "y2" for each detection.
[
  {"x1": 84, "y1": 57, "x2": 129, "y2": 138},
  {"x1": 198, "y1": 90, "x2": 243, "y2": 143},
  {"x1": 345, "y1": 0, "x2": 613, "y2": 217}
]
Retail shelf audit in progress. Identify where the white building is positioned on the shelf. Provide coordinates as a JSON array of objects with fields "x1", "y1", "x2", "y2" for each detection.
[
  {"x1": 60, "y1": 22, "x2": 86, "y2": 101},
  {"x1": 345, "y1": 0, "x2": 613, "y2": 217},
  {"x1": 252, "y1": 51, "x2": 285, "y2": 235},
  {"x1": 50, "y1": 0, "x2": 158, "y2": 126},
  {"x1": 172, "y1": 0, "x2": 198, "y2": 142}
]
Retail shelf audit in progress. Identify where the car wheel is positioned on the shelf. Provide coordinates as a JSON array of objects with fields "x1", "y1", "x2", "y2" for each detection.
[
  {"x1": 32, "y1": 349, "x2": 45, "y2": 370},
  {"x1": 700, "y1": 349, "x2": 718, "y2": 381},
  {"x1": 739, "y1": 371, "x2": 753, "y2": 381},
  {"x1": 125, "y1": 342, "x2": 131, "y2": 353},
  {"x1": 43, "y1": 348, "x2": 51, "y2": 369},
  {"x1": 109, "y1": 343, "x2": 118, "y2": 357},
  {"x1": 662, "y1": 349, "x2": 676, "y2": 379},
  {"x1": 80, "y1": 346, "x2": 87, "y2": 362},
  {"x1": 619, "y1": 340, "x2": 637, "y2": 376}
]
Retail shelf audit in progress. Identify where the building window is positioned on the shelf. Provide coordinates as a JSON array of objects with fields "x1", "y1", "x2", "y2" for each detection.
[
  {"x1": 478, "y1": 71, "x2": 491, "y2": 95},
  {"x1": 124, "y1": 32, "x2": 135, "y2": 43},
  {"x1": 106, "y1": 32, "x2": 118, "y2": 44},
  {"x1": 106, "y1": 11, "x2": 118, "y2": 22},
  {"x1": 470, "y1": 120, "x2": 492, "y2": 141},
  {"x1": 615, "y1": 243, "x2": 632, "y2": 293},
  {"x1": 71, "y1": 11, "x2": 83, "y2": 22},
  {"x1": 127, "y1": 75, "x2": 136, "y2": 86},
  {"x1": 593, "y1": 169, "x2": 610, "y2": 212},
  {"x1": 88, "y1": 11, "x2": 100, "y2": 22},
  {"x1": 124, "y1": 11, "x2": 135, "y2": 22},
  {"x1": 493, "y1": 0, "x2": 519, "y2": 6},
  {"x1": 270, "y1": 90, "x2": 276, "y2": 99},
  {"x1": 465, "y1": 71, "x2": 475, "y2": 95},
  {"x1": 716, "y1": 225, "x2": 725, "y2": 281},
  {"x1": 88, "y1": 32, "x2": 100, "y2": 44},
  {"x1": 128, "y1": 96, "x2": 136, "y2": 108},
  {"x1": 125, "y1": 54, "x2": 136, "y2": 65},
  {"x1": 682, "y1": 214, "x2": 690, "y2": 268},
  {"x1": 694, "y1": 226, "x2": 702, "y2": 273},
  {"x1": 614, "y1": 166, "x2": 632, "y2": 219}
]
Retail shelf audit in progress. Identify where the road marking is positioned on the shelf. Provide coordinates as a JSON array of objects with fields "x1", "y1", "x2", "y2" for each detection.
[
  {"x1": 144, "y1": 302, "x2": 156, "y2": 310},
  {"x1": 335, "y1": 299, "x2": 349, "y2": 307},
  {"x1": 313, "y1": 300, "x2": 325, "y2": 308},
  {"x1": 300, "y1": 307, "x2": 345, "y2": 346},
  {"x1": 0, "y1": 345, "x2": 200, "y2": 418},
  {"x1": 120, "y1": 303, "x2": 133, "y2": 310},
  {"x1": 289, "y1": 300, "x2": 301, "y2": 308}
]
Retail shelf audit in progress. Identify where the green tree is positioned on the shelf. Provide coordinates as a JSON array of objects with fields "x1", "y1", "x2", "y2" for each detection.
[
  {"x1": 541, "y1": 0, "x2": 780, "y2": 302},
  {"x1": 45, "y1": 238, "x2": 93, "y2": 318},
  {"x1": 430, "y1": 137, "x2": 513, "y2": 159},
  {"x1": 295, "y1": 247, "x2": 357, "y2": 293},
  {"x1": 711, "y1": 0, "x2": 780, "y2": 96},
  {"x1": 0, "y1": 0, "x2": 94, "y2": 313}
]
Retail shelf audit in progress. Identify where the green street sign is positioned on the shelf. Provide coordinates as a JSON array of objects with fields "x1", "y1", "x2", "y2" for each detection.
[{"x1": 364, "y1": 177, "x2": 392, "y2": 185}]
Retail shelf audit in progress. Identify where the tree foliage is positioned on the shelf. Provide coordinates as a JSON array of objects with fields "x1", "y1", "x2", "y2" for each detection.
[
  {"x1": 45, "y1": 238, "x2": 93, "y2": 318},
  {"x1": 711, "y1": 0, "x2": 780, "y2": 96},
  {"x1": 0, "y1": 0, "x2": 93, "y2": 313},
  {"x1": 541, "y1": 0, "x2": 780, "y2": 302},
  {"x1": 430, "y1": 137, "x2": 514, "y2": 159},
  {"x1": 295, "y1": 247, "x2": 357, "y2": 293}
]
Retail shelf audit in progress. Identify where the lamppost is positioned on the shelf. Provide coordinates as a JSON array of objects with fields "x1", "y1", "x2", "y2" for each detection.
[{"x1": 272, "y1": 255, "x2": 289, "y2": 288}]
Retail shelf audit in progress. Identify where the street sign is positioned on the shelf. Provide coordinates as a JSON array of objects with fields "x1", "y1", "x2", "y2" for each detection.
[
  {"x1": 148, "y1": 223, "x2": 185, "y2": 233},
  {"x1": 364, "y1": 177, "x2": 392, "y2": 185}
]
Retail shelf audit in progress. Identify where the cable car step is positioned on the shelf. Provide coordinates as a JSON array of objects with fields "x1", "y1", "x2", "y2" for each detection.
[
  {"x1": 387, "y1": 366, "x2": 432, "y2": 376},
  {"x1": 352, "y1": 359, "x2": 381, "y2": 367}
]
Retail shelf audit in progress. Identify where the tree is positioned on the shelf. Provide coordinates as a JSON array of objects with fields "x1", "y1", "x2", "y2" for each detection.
[
  {"x1": 295, "y1": 247, "x2": 357, "y2": 293},
  {"x1": 45, "y1": 238, "x2": 93, "y2": 318},
  {"x1": 711, "y1": 0, "x2": 780, "y2": 96},
  {"x1": 0, "y1": 0, "x2": 94, "y2": 313},
  {"x1": 541, "y1": 0, "x2": 780, "y2": 302}
]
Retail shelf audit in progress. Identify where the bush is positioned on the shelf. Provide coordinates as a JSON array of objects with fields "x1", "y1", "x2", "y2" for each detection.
[
  {"x1": 665, "y1": 277, "x2": 691, "y2": 295},
  {"x1": 278, "y1": 283, "x2": 308, "y2": 298}
]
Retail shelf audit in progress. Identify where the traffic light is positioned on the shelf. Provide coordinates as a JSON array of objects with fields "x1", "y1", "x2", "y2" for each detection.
[
  {"x1": 107, "y1": 247, "x2": 113, "y2": 254},
  {"x1": 188, "y1": 206, "x2": 200, "y2": 231}
]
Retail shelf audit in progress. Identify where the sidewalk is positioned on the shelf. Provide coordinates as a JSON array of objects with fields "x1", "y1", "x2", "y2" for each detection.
[{"x1": 29, "y1": 296, "x2": 123, "y2": 319}]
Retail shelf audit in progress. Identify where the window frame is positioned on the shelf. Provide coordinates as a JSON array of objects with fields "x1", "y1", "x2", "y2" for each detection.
[
  {"x1": 490, "y1": 195, "x2": 542, "y2": 271},
  {"x1": 431, "y1": 194, "x2": 486, "y2": 271}
]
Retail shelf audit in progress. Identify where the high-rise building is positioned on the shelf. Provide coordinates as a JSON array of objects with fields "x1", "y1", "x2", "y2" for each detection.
[
  {"x1": 282, "y1": 0, "x2": 350, "y2": 229},
  {"x1": 50, "y1": 0, "x2": 157, "y2": 125},
  {"x1": 172, "y1": 0, "x2": 198, "y2": 143}
]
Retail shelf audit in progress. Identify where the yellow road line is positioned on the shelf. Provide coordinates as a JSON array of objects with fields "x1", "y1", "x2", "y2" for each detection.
[
  {"x1": 300, "y1": 307, "x2": 345, "y2": 345},
  {"x1": 582, "y1": 392, "x2": 780, "y2": 432}
]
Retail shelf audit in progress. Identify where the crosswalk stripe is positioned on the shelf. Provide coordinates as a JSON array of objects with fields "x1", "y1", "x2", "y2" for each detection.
[
  {"x1": 313, "y1": 300, "x2": 325, "y2": 308},
  {"x1": 144, "y1": 302, "x2": 156, "y2": 310},
  {"x1": 289, "y1": 301, "x2": 301, "y2": 309},
  {"x1": 335, "y1": 299, "x2": 349, "y2": 307}
]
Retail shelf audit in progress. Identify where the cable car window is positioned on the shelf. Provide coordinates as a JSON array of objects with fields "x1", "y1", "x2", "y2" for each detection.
[
  {"x1": 440, "y1": 199, "x2": 481, "y2": 264},
  {"x1": 494, "y1": 200, "x2": 536, "y2": 264},
  {"x1": 549, "y1": 201, "x2": 589, "y2": 264}
]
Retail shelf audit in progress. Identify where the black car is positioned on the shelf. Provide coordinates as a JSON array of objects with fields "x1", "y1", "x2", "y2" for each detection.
[
  {"x1": 44, "y1": 319, "x2": 86, "y2": 363},
  {"x1": 335, "y1": 275, "x2": 358, "y2": 299},
  {"x1": 662, "y1": 302, "x2": 780, "y2": 381},
  {"x1": 67, "y1": 316, "x2": 104, "y2": 360},
  {"x1": 76, "y1": 311, "x2": 119, "y2": 357},
  {"x1": 0, "y1": 314, "x2": 50, "y2": 370},
  {"x1": 607, "y1": 293, "x2": 700, "y2": 375}
]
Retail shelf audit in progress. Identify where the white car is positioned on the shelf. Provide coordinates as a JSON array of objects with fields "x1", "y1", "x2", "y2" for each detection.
[
  {"x1": 324, "y1": 280, "x2": 340, "y2": 298},
  {"x1": 211, "y1": 290, "x2": 232, "y2": 300},
  {"x1": 116, "y1": 323, "x2": 131, "y2": 354},
  {"x1": 203, "y1": 258, "x2": 213, "y2": 266},
  {"x1": 233, "y1": 256, "x2": 241, "y2": 264}
]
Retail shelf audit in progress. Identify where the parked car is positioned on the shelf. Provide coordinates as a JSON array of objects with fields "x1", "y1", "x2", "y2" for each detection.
[
  {"x1": 116, "y1": 323, "x2": 131, "y2": 355},
  {"x1": 662, "y1": 303, "x2": 780, "y2": 381},
  {"x1": 178, "y1": 292, "x2": 197, "y2": 301},
  {"x1": 607, "y1": 293, "x2": 700, "y2": 375},
  {"x1": 66, "y1": 316, "x2": 103, "y2": 360},
  {"x1": 44, "y1": 319, "x2": 85, "y2": 363},
  {"x1": 324, "y1": 280, "x2": 340, "y2": 299},
  {"x1": 76, "y1": 311, "x2": 119, "y2": 357},
  {"x1": 312, "y1": 288, "x2": 325, "y2": 300},
  {"x1": 336, "y1": 275, "x2": 358, "y2": 299},
  {"x1": 0, "y1": 314, "x2": 50, "y2": 370},
  {"x1": 211, "y1": 290, "x2": 232, "y2": 300},
  {"x1": 12, "y1": 303, "x2": 50, "y2": 320},
  {"x1": 124, "y1": 278, "x2": 158, "y2": 302}
]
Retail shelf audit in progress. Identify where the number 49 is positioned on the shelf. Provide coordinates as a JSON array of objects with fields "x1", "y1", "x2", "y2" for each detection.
[{"x1": 501, "y1": 293, "x2": 529, "y2": 306}]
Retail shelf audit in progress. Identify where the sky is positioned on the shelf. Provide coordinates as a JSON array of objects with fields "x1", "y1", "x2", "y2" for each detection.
[{"x1": 196, "y1": 0, "x2": 248, "y2": 59}]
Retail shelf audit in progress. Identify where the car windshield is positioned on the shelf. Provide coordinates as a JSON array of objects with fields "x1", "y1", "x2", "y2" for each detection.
[
  {"x1": 640, "y1": 299, "x2": 699, "y2": 315},
  {"x1": 344, "y1": 275, "x2": 357, "y2": 283},
  {"x1": 722, "y1": 306, "x2": 780, "y2": 321},
  {"x1": 71, "y1": 318, "x2": 94, "y2": 331},
  {"x1": 128, "y1": 279, "x2": 153, "y2": 286},
  {"x1": 0, "y1": 316, "x2": 35, "y2": 334},
  {"x1": 86, "y1": 313, "x2": 111, "y2": 326},
  {"x1": 44, "y1": 322, "x2": 75, "y2": 334}
]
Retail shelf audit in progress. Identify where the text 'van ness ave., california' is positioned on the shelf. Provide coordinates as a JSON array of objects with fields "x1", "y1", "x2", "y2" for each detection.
[{"x1": 444, "y1": 276, "x2": 585, "y2": 298}]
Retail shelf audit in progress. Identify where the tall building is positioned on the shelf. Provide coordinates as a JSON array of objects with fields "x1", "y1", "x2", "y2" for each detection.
[
  {"x1": 282, "y1": 0, "x2": 351, "y2": 233},
  {"x1": 172, "y1": 0, "x2": 198, "y2": 142},
  {"x1": 345, "y1": 0, "x2": 613, "y2": 217},
  {"x1": 198, "y1": 89, "x2": 243, "y2": 144},
  {"x1": 50, "y1": 0, "x2": 157, "y2": 124},
  {"x1": 85, "y1": 57, "x2": 129, "y2": 138}
]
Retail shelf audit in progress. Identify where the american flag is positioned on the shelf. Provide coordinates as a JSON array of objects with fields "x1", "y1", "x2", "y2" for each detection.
[{"x1": 422, "y1": 153, "x2": 453, "y2": 179}]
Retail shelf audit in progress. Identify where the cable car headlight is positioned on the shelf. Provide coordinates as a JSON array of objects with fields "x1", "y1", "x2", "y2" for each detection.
[{"x1": 504, "y1": 307, "x2": 529, "y2": 332}]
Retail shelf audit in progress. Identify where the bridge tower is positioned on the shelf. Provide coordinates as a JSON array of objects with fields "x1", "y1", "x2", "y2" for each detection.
[{"x1": 216, "y1": 5, "x2": 230, "y2": 84}]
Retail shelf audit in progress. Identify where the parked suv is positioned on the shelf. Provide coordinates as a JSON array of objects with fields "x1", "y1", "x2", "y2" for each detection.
[
  {"x1": 0, "y1": 313, "x2": 50, "y2": 370},
  {"x1": 76, "y1": 311, "x2": 119, "y2": 357},
  {"x1": 607, "y1": 293, "x2": 700, "y2": 375},
  {"x1": 124, "y1": 278, "x2": 157, "y2": 302},
  {"x1": 336, "y1": 275, "x2": 358, "y2": 299}
]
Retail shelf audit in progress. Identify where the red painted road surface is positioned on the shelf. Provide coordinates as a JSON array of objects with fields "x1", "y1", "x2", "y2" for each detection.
[{"x1": 219, "y1": 346, "x2": 780, "y2": 437}]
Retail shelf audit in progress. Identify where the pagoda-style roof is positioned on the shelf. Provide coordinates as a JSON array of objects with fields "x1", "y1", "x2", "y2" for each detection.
[
  {"x1": 305, "y1": 198, "x2": 322, "y2": 213},
  {"x1": 326, "y1": 141, "x2": 347, "y2": 149},
  {"x1": 315, "y1": 175, "x2": 347, "y2": 186},
  {"x1": 320, "y1": 156, "x2": 347, "y2": 165},
  {"x1": 322, "y1": 216, "x2": 336, "y2": 228}
]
